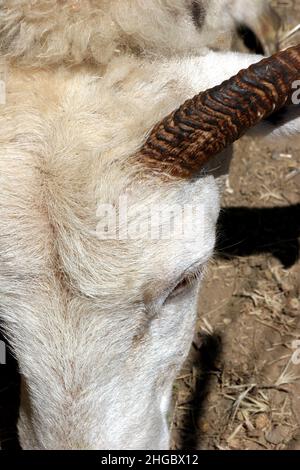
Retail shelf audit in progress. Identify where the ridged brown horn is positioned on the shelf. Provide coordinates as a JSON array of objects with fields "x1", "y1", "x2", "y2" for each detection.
[{"x1": 137, "y1": 44, "x2": 300, "y2": 178}]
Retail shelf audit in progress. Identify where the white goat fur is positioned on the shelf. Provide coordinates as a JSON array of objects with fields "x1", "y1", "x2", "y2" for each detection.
[{"x1": 0, "y1": 0, "x2": 299, "y2": 450}]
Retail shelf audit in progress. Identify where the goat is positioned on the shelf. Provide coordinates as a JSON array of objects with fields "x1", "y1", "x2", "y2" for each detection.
[{"x1": 0, "y1": 0, "x2": 299, "y2": 450}]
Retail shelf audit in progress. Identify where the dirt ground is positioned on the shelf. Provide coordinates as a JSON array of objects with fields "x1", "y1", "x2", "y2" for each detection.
[
  {"x1": 172, "y1": 0, "x2": 300, "y2": 451},
  {"x1": 0, "y1": 0, "x2": 299, "y2": 452}
]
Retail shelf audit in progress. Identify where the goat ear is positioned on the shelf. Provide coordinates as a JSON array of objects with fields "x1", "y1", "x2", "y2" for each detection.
[{"x1": 136, "y1": 44, "x2": 300, "y2": 179}]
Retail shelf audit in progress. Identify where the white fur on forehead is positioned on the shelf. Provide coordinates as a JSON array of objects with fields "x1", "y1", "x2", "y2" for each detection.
[{"x1": 0, "y1": 0, "x2": 233, "y2": 66}]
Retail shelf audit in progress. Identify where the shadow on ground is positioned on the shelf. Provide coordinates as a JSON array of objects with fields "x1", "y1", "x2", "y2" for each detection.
[
  {"x1": 174, "y1": 333, "x2": 223, "y2": 450},
  {"x1": 217, "y1": 204, "x2": 300, "y2": 268},
  {"x1": 175, "y1": 204, "x2": 300, "y2": 449}
]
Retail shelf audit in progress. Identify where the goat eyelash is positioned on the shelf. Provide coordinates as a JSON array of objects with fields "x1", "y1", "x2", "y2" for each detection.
[{"x1": 165, "y1": 264, "x2": 205, "y2": 302}]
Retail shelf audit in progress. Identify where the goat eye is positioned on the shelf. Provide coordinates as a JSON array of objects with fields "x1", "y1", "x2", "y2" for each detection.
[
  {"x1": 166, "y1": 266, "x2": 204, "y2": 302},
  {"x1": 168, "y1": 277, "x2": 191, "y2": 299}
]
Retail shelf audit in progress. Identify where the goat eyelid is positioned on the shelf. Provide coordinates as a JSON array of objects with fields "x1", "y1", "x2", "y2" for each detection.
[{"x1": 164, "y1": 263, "x2": 205, "y2": 303}]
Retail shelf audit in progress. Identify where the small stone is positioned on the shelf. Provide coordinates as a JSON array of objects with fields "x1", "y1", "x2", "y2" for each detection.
[
  {"x1": 282, "y1": 190, "x2": 299, "y2": 205},
  {"x1": 265, "y1": 270, "x2": 273, "y2": 281},
  {"x1": 285, "y1": 297, "x2": 300, "y2": 317},
  {"x1": 289, "y1": 298, "x2": 300, "y2": 311},
  {"x1": 272, "y1": 151, "x2": 281, "y2": 161},
  {"x1": 229, "y1": 438, "x2": 241, "y2": 449},
  {"x1": 265, "y1": 426, "x2": 288, "y2": 445},
  {"x1": 201, "y1": 422, "x2": 210, "y2": 433},
  {"x1": 243, "y1": 266, "x2": 252, "y2": 277},
  {"x1": 255, "y1": 414, "x2": 270, "y2": 431}
]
